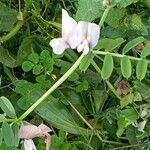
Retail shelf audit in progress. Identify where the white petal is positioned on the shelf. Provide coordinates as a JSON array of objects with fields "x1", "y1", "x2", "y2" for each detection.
[
  {"x1": 49, "y1": 38, "x2": 69, "y2": 55},
  {"x1": 38, "y1": 124, "x2": 52, "y2": 133},
  {"x1": 87, "y1": 23, "x2": 100, "y2": 48},
  {"x1": 24, "y1": 139, "x2": 37, "y2": 150},
  {"x1": 76, "y1": 21, "x2": 88, "y2": 45},
  {"x1": 77, "y1": 44, "x2": 84, "y2": 53},
  {"x1": 62, "y1": 9, "x2": 77, "y2": 39},
  {"x1": 18, "y1": 125, "x2": 42, "y2": 139}
]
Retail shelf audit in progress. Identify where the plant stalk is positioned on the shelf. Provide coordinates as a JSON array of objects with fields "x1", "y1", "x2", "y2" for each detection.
[{"x1": 17, "y1": 53, "x2": 85, "y2": 121}]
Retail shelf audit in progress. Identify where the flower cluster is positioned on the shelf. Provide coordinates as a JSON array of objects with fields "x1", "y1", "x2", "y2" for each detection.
[{"x1": 50, "y1": 9, "x2": 100, "y2": 55}]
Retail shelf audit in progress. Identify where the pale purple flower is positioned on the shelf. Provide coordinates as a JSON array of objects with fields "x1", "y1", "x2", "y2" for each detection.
[
  {"x1": 24, "y1": 139, "x2": 37, "y2": 150},
  {"x1": 49, "y1": 9, "x2": 100, "y2": 55},
  {"x1": 50, "y1": 9, "x2": 78, "y2": 55},
  {"x1": 76, "y1": 21, "x2": 100, "y2": 54},
  {"x1": 18, "y1": 123, "x2": 52, "y2": 150}
]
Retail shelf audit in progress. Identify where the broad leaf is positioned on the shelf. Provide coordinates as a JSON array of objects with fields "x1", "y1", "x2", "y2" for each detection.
[
  {"x1": 79, "y1": 52, "x2": 94, "y2": 71},
  {"x1": 122, "y1": 37, "x2": 145, "y2": 54},
  {"x1": 0, "y1": 46, "x2": 16, "y2": 68},
  {"x1": 2, "y1": 122, "x2": 15, "y2": 146},
  {"x1": 76, "y1": 0, "x2": 103, "y2": 21},
  {"x1": 36, "y1": 96, "x2": 90, "y2": 135},
  {"x1": 0, "y1": 128, "x2": 3, "y2": 145},
  {"x1": 136, "y1": 59, "x2": 147, "y2": 81},
  {"x1": 141, "y1": 43, "x2": 150, "y2": 58},
  {"x1": 96, "y1": 38, "x2": 125, "y2": 51},
  {"x1": 120, "y1": 57, "x2": 132, "y2": 79},
  {"x1": 0, "y1": 96, "x2": 16, "y2": 118},
  {"x1": 101, "y1": 54, "x2": 114, "y2": 80},
  {"x1": 117, "y1": 108, "x2": 139, "y2": 137},
  {"x1": 0, "y1": 2, "x2": 18, "y2": 32}
]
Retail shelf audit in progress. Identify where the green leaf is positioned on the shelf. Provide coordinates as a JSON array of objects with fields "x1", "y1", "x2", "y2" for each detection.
[
  {"x1": 117, "y1": 108, "x2": 139, "y2": 137},
  {"x1": 116, "y1": 0, "x2": 139, "y2": 8},
  {"x1": 93, "y1": 90, "x2": 107, "y2": 112},
  {"x1": 2, "y1": 122, "x2": 15, "y2": 146},
  {"x1": 123, "y1": 37, "x2": 145, "y2": 54},
  {"x1": 12, "y1": 124, "x2": 19, "y2": 146},
  {"x1": 40, "y1": 50, "x2": 54, "y2": 73},
  {"x1": 36, "y1": 96, "x2": 90, "y2": 135},
  {"x1": 76, "y1": 80, "x2": 89, "y2": 92},
  {"x1": 120, "y1": 93, "x2": 134, "y2": 108},
  {"x1": 0, "y1": 2, "x2": 18, "y2": 32},
  {"x1": 105, "y1": 8, "x2": 126, "y2": 28},
  {"x1": 136, "y1": 59, "x2": 148, "y2": 81},
  {"x1": 17, "y1": 37, "x2": 34, "y2": 65},
  {"x1": 128, "y1": 14, "x2": 148, "y2": 35},
  {"x1": 22, "y1": 61, "x2": 34, "y2": 72},
  {"x1": 76, "y1": 0, "x2": 103, "y2": 21},
  {"x1": 0, "y1": 96, "x2": 16, "y2": 118},
  {"x1": 28, "y1": 53, "x2": 39, "y2": 64},
  {"x1": 32, "y1": 64, "x2": 42, "y2": 75},
  {"x1": 0, "y1": 46, "x2": 16, "y2": 68},
  {"x1": 126, "y1": 126, "x2": 138, "y2": 145},
  {"x1": 96, "y1": 38, "x2": 125, "y2": 51},
  {"x1": 79, "y1": 52, "x2": 94, "y2": 71},
  {"x1": 141, "y1": 43, "x2": 150, "y2": 58},
  {"x1": 120, "y1": 56, "x2": 132, "y2": 79},
  {"x1": 0, "y1": 128, "x2": 3, "y2": 145},
  {"x1": 101, "y1": 54, "x2": 114, "y2": 80}
]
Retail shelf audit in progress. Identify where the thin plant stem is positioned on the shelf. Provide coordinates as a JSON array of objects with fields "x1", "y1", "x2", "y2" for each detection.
[
  {"x1": 110, "y1": 142, "x2": 149, "y2": 150},
  {"x1": 68, "y1": 101, "x2": 95, "y2": 131},
  {"x1": 16, "y1": 53, "x2": 85, "y2": 122},
  {"x1": 93, "y1": 51, "x2": 145, "y2": 62},
  {"x1": 99, "y1": 6, "x2": 111, "y2": 28},
  {"x1": 0, "y1": 20, "x2": 23, "y2": 43},
  {"x1": 68, "y1": 101, "x2": 125, "y2": 145},
  {"x1": 91, "y1": 60, "x2": 122, "y2": 101}
]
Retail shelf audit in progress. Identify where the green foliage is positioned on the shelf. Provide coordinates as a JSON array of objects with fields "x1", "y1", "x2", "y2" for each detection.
[
  {"x1": 122, "y1": 36, "x2": 145, "y2": 54},
  {"x1": 0, "y1": 96, "x2": 16, "y2": 118},
  {"x1": 127, "y1": 14, "x2": 148, "y2": 35},
  {"x1": 120, "y1": 56, "x2": 132, "y2": 79},
  {"x1": 0, "y1": 46, "x2": 16, "y2": 68},
  {"x1": 2, "y1": 122, "x2": 15, "y2": 146},
  {"x1": 136, "y1": 59, "x2": 148, "y2": 80},
  {"x1": 141, "y1": 43, "x2": 150, "y2": 58},
  {"x1": 79, "y1": 52, "x2": 94, "y2": 71},
  {"x1": 96, "y1": 37, "x2": 125, "y2": 51},
  {"x1": 76, "y1": 0, "x2": 103, "y2": 21},
  {"x1": 0, "y1": 0, "x2": 150, "y2": 149},
  {"x1": 117, "y1": 108, "x2": 139, "y2": 137},
  {"x1": 0, "y1": 2, "x2": 18, "y2": 32},
  {"x1": 101, "y1": 54, "x2": 114, "y2": 80}
]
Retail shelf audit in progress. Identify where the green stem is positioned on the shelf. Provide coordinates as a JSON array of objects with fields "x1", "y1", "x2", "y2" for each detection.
[
  {"x1": 111, "y1": 142, "x2": 149, "y2": 150},
  {"x1": 99, "y1": 6, "x2": 111, "y2": 28},
  {"x1": 91, "y1": 60, "x2": 122, "y2": 101},
  {"x1": 93, "y1": 51, "x2": 144, "y2": 62},
  {"x1": 0, "y1": 20, "x2": 23, "y2": 43},
  {"x1": 68, "y1": 101, "x2": 124, "y2": 145},
  {"x1": 17, "y1": 53, "x2": 85, "y2": 121},
  {"x1": 68, "y1": 101, "x2": 95, "y2": 131}
]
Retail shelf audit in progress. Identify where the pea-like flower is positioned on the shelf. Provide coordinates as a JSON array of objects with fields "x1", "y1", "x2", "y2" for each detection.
[
  {"x1": 18, "y1": 123, "x2": 52, "y2": 150},
  {"x1": 49, "y1": 9, "x2": 100, "y2": 55}
]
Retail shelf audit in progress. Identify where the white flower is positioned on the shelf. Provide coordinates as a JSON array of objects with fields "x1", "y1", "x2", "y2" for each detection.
[
  {"x1": 140, "y1": 110, "x2": 148, "y2": 118},
  {"x1": 49, "y1": 9, "x2": 100, "y2": 55},
  {"x1": 137, "y1": 120, "x2": 146, "y2": 132},
  {"x1": 76, "y1": 21, "x2": 100, "y2": 54},
  {"x1": 24, "y1": 139, "x2": 37, "y2": 150},
  {"x1": 18, "y1": 123, "x2": 52, "y2": 150}
]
